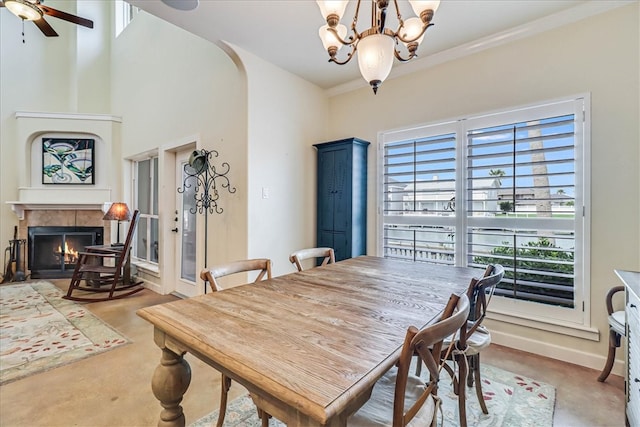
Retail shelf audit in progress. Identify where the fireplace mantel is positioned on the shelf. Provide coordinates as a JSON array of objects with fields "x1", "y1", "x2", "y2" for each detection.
[{"x1": 8, "y1": 187, "x2": 111, "y2": 219}]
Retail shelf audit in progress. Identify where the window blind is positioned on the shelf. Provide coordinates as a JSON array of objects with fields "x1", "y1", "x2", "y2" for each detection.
[{"x1": 466, "y1": 114, "x2": 576, "y2": 307}]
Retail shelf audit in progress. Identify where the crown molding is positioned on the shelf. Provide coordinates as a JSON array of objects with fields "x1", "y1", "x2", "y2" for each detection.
[
  {"x1": 15, "y1": 111, "x2": 122, "y2": 123},
  {"x1": 326, "y1": 0, "x2": 635, "y2": 97}
]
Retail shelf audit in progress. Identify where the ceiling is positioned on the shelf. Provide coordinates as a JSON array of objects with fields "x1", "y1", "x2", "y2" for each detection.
[{"x1": 127, "y1": 0, "x2": 622, "y2": 92}]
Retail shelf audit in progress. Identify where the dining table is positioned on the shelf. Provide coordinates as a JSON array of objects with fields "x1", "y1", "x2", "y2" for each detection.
[{"x1": 137, "y1": 255, "x2": 482, "y2": 427}]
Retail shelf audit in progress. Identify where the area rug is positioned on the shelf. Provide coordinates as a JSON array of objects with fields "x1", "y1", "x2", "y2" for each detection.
[
  {"x1": 190, "y1": 364, "x2": 555, "y2": 427},
  {"x1": 0, "y1": 281, "x2": 129, "y2": 385}
]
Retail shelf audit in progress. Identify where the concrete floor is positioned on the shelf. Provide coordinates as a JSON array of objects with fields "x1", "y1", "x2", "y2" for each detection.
[{"x1": 0, "y1": 280, "x2": 626, "y2": 427}]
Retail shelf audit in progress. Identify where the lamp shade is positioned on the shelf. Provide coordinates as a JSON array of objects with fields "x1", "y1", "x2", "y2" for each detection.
[
  {"x1": 103, "y1": 203, "x2": 132, "y2": 222},
  {"x1": 316, "y1": 0, "x2": 348, "y2": 21},
  {"x1": 408, "y1": 0, "x2": 440, "y2": 18},
  {"x1": 357, "y1": 34, "x2": 395, "y2": 93},
  {"x1": 5, "y1": 0, "x2": 43, "y2": 21},
  {"x1": 318, "y1": 23, "x2": 347, "y2": 51},
  {"x1": 401, "y1": 17, "x2": 426, "y2": 45}
]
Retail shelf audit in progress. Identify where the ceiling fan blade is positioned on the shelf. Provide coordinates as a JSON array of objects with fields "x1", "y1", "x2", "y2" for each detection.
[
  {"x1": 33, "y1": 17, "x2": 58, "y2": 37},
  {"x1": 40, "y1": 5, "x2": 93, "y2": 29}
]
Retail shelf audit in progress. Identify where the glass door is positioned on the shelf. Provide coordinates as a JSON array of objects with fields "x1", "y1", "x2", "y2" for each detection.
[{"x1": 174, "y1": 150, "x2": 198, "y2": 297}]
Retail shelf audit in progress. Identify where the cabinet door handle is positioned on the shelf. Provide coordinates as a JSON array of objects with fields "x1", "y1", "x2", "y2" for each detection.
[
  {"x1": 630, "y1": 303, "x2": 637, "y2": 309},
  {"x1": 171, "y1": 228, "x2": 179, "y2": 233}
]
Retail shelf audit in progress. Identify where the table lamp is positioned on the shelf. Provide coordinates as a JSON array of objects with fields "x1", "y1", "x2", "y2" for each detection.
[{"x1": 103, "y1": 202, "x2": 132, "y2": 246}]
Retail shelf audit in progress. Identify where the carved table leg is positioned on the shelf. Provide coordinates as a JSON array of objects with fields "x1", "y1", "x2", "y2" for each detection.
[{"x1": 152, "y1": 348, "x2": 192, "y2": 427}]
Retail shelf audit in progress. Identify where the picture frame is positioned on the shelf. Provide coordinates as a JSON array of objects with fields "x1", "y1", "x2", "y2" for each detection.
[{"x1": 42, "y1": 138, "x2": 95, "y2": 185}]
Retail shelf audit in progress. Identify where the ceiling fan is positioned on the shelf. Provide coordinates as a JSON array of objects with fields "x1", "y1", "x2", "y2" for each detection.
[{"x1": 0, "y1": 0, "x2": 93, "y2": 37}]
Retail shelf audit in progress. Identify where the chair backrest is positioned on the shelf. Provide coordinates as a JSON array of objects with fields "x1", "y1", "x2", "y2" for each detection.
[
  {"x1": 200, "y1": 258, "x2": 272, "y2": 292},
  {"x1": 462, "y1": 264, "x2": 505, "y2": 342},
  {"x1": 289, "y1": 247, "x2": 335, "y2": 272},
  {"x1": 393, "y1": 293, "x2": 470, "y2": 426},
  {"x1": 605, "y1": 285, "x2": 625, "y2": 316},
  {"x1": 118, "y1": 210, "x2": 140, "y2": 262}
]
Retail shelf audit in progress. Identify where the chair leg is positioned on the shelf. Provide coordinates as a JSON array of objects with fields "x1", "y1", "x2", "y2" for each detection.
[
  {"x1": 473, "y1": 354, "x2": 489, "y2": 414},
  {"x1": 216, "y1": 374, "x2": 232, "y2": 427},
  {"x1": 466, "y1": 354, "x2": 475, "y2": 388},
  {"x1": 66, "y1": 255, "x2": 86, "y2": 298},
  {"x1": 257, "y1": 409, "x2": 270, "y2": 427},
  {"x1": 456, "y1": 353, "x2": 468, "y2": 427},
  {"x1": 597, "y1": 330, "x2": 620, "y2": 382}
]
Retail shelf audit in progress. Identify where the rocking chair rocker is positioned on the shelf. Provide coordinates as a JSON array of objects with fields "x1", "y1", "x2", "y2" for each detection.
[{"x1": 64, "y1": 210, "x2": 144, "y2": 302}]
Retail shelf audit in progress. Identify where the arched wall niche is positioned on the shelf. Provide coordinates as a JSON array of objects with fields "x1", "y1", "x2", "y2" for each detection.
[{"x1": 9, "y1": 112, "x2": 122, "y2": 220}]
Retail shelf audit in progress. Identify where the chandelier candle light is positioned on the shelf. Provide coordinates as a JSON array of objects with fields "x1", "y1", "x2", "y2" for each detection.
[{"x1": 317, "y1": 0, "x2": 440, "y2": 94}]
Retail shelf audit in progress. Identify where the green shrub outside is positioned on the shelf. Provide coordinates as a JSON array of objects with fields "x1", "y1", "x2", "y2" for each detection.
[{"x1": 473, "y1": 237, "x2": 574, "y2": 307}]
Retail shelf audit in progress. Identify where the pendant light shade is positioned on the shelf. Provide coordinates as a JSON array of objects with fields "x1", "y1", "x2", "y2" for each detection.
[
  {"x1": 319, "y1": 23, "x2": 347, "y2": 52},
  {"x1": 357, "y1": 34, "x2": 395, "y2": 94},
  {"x1": 409, "y1": 0, "x2": 441, "y2": 18}
]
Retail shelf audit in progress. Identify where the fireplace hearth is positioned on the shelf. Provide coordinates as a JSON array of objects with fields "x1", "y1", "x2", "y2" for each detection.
[{"x1": 28, "y1": 226, "x2": 104, "y2": 278}]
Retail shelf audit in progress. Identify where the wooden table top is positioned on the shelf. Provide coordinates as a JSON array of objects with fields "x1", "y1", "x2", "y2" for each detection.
[{"x1": 138, "y1": 256, "x2": 481, "y2": 425}]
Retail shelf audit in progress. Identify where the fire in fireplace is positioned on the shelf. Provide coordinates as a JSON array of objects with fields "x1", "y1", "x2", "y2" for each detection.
[
  {"x1": 28, "y1": 226, "x2": 104, "y2": 279},
  {"x1": 54, "y1": 241, "x2": 80, "y2": 265}
]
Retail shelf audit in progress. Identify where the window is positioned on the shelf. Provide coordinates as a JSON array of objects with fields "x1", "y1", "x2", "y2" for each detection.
[
  {"x1": 115, "y1": 0, "x2": 139, "y2": 37},
  {"x1": 133, "y1": 157, "x2": 159, "y2": 265},
  {"x1": 380, "y1": 96, "x2": 589, "y2": 325}
]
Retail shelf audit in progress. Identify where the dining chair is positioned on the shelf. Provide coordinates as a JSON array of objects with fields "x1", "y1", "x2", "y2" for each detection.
[
  {"x1": 199, "y1": 258, "x2": 273, "y2": 427},
  {"x1": 200, "y1": 258, "x2": 272, "y2": 292},
  {"x1": 64, "y1": 210, "x2": 144, "y2": 302},
  {"x1": 288, "y1": 247, "x2": 335, "y2": 272},
  {"x1": 597, "y1": 285, "x2": 626, "y2": 382},
  {"x1": 441, "y1": 263, "x2": 505, "y2": 426},
  {"x1": 349, "y1": 293, "x2": 470, "y2": 427}
]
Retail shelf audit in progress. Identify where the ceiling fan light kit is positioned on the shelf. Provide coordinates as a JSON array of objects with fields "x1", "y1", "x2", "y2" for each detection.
[
  {"x1": 316, "y1": 0, "x2": 440, "y2": 94},
  {"x1": 1, "y1": 0, "x2": 94, "y2": 39},
  {"x1": 4, "y1": 0, "x2": 41, "y2": 21}
]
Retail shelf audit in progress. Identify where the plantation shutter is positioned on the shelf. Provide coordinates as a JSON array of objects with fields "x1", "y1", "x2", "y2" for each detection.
[
  {"x1": 382, "y1": 133, "x2": 457, "y2": 264},
  {"x1": 465, "y1": 114, "x2": 577, "y2": 307}
]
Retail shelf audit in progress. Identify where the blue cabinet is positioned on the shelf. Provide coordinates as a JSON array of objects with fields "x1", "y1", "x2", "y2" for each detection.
[{"x1": 314, "y1": 138, "x2": 370, "y2": 261}]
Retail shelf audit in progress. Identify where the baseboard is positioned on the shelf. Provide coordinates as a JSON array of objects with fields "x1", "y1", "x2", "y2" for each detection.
[
  {"x1": 140, "y1": 279, "x2": 162, "y2": 295},
  {"x1": 490, "y1": 329, "x2": 625, "y2": 377}
]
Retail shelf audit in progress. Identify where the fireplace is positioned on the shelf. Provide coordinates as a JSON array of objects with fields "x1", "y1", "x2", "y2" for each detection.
[{"x1": 28, "y1": 226, "x2": 104, "y2": 279}]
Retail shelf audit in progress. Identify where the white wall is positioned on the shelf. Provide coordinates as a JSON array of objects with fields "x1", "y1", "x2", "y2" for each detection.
[
  {"x1": 226, "y1": 44, "x2": 329, "y2": 277},
  {"x1": 110, "y1": 13, "x2": 330, "y2": 290},
  {"x1": 326, "y1": 3, "x2": 640, "y2": 370},
  {"x1": 0, "y1": 0, "x2": 112, "y2": 247},
  {"x1": 110, "y1": 12, "x2": 248, "y2": 293}
]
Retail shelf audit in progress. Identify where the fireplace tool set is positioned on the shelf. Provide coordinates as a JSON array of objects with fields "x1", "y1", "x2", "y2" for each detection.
[{"x1": 2, "y1": 226, "x2": 26, "y2": 283}]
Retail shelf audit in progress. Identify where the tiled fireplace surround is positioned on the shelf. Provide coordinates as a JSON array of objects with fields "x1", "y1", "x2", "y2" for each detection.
[
  {"x1": 19, "y1": 209, "x2": 111, "y2": 239},
  {"x1": 18, "y1": 209, "x2": 112, "y2": 277}
]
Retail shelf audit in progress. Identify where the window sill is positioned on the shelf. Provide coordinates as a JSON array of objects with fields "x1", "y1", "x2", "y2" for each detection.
[
  {"x1": 132, "y1": 260, "x2": 160, "y2": 278},
  {"x1": 486, "y1": 308, "x2": 600, "y2": 341}
]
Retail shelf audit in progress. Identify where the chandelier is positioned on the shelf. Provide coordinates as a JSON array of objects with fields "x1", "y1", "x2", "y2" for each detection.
[{"x1": 316, "y1": 0, "x2": 440, "y2": 94}]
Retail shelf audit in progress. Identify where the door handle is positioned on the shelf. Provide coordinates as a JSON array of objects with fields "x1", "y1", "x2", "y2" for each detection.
[{"x1": 171, "y1": 228, "x2": 179, "y2": 233}]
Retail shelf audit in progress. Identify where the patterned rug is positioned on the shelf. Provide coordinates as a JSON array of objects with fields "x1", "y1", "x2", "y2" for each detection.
[
  {"x1": 190, "y1": 364, "x2": 555, "y2": 427},
  {"x1": 0, "y1": 281, "x2": 129, "y2": 385}
]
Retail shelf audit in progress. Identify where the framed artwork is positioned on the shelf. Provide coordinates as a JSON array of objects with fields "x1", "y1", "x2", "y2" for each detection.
[{"x1": 42, "y1": 138, "x2": 95, "y2": 185}]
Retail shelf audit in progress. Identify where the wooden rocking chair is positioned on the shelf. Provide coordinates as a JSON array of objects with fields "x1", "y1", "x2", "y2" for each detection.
[{"x1": 64, "y1": 210, "x2": 144, "y2": 302}]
